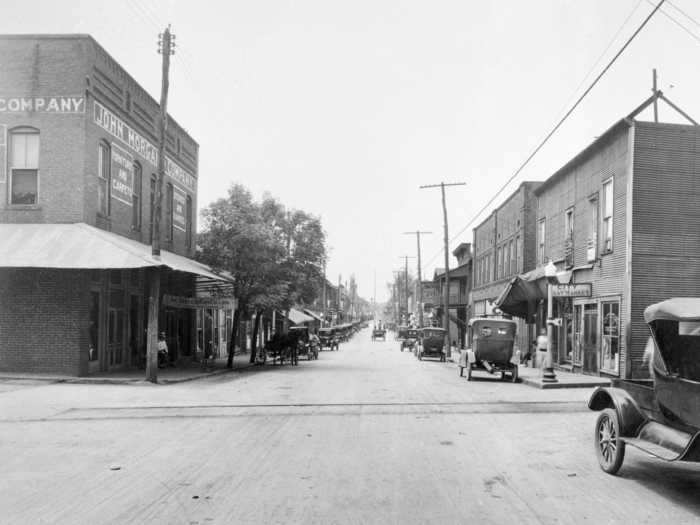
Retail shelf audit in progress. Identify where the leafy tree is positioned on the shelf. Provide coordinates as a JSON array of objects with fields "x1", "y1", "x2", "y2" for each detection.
[{"x1": 197, "y1": 184, "x2": 327, "y2": 366}]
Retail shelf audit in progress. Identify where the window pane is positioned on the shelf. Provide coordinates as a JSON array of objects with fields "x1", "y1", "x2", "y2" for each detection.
[
  {"x1": 11, "y1": 169, "x2": 37, "y2": 204},
  {"x1": 11, "y1": 133, "x2": 26, "y2": 167},
  {"x1": 25, "y1": 134, "x2": 39, "y2": 168},
  {"x1": 604, "y1": 182, "x2": 613, "y2": 216}
]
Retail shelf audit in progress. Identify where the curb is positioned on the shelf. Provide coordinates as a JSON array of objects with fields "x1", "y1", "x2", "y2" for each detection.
[{"x1": 520, "y1": 376, "x2": 611, "y2": 389}]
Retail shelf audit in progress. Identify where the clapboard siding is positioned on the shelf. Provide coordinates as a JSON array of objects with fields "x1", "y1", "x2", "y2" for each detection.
[{"x1": 631, "y1": 122, "x2": 700, "y2": 378}]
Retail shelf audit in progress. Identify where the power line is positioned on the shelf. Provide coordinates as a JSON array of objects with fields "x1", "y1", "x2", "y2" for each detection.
[
  {"x1": 647, "y1": 0, "x2": 700, "y2": 45},
  {"x1": 667, "y1": 0, "x2": 700, "y2": 27},
  {"x1": 422, "y1": 0, "x2": 667, "y2": 270}
]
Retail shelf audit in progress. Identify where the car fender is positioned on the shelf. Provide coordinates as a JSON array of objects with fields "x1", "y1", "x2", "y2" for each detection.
[{"x1": 588, "y1": 386, "x2": 646, "y2": 438}]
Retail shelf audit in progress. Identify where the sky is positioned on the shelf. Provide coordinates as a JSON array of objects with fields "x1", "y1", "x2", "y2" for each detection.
[{"x1": 2, "y1": 0, "x2": 700, "y2": 302}]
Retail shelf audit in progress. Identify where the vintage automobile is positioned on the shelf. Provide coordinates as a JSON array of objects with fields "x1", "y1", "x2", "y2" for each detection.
[
  {"x1": 372, "y1": 327, "x2": 386, "y2": 341},
  {"x1": 396, "y1": 325, "x2": 409, "y2": 342},
  {"x1": 318, "y1": 327, "x2": 339, "y2": 351},
  {"x1": 400, "y1": 328, "x2": 420, "y2": 352},
  {"x1": 459, "y1": 317, "x2": 519, "y2": 382},
  {"x1": 418, "y1": 327, "x2": 447, "y2": 361},
  {"x1": 589, "y1": 298, "x2": 700, "y2": 475}
]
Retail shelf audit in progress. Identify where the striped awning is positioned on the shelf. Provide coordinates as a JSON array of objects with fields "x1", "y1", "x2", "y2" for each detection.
[
  {"x1": 0, "y1": 222, "x2": 231, "y2": 282},
  {"x1": 286, "y1": 308, "x2": 315, "y2": 325}
]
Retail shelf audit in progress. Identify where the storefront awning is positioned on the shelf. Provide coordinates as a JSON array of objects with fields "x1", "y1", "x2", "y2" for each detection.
[
  {"x1": 493, "y1": 266, "x2": 549, "y2": 319},
  {"x1": 286, "y1": 308, "x2": 315, "y2": 325},
  {"x1": 0, "y1": 223, "x2": 231, "y2": 282},
  {"x1": 303, "y1": 309, "x2": 323, "y2": 322}
]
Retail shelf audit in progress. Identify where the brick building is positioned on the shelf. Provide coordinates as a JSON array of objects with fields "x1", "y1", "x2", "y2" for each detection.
[
  {"x1": 495, "y1": 93, "x2": 700, "y2": 378},
  {"x1": 471, "y1": 181, "x2": 540, "y2": 353},
  {"x1": 0, "y1": 35, "x2": 228, "y2": 376}
]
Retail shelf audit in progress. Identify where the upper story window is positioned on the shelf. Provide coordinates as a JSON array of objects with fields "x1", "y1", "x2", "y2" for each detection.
[
  {"x1": 587, "y1": 194, "x2": 599, "y2": 262},
  {"x1": 508, "y1": 240, "x2": 514, "y2": 275},
  {"x1": 602, "y1": 178, "x2": 614, "y2": 253},
  {"x1": 565, "y1": 207, "x2": 574, "y2": 268},
  {"x1": 497, "y1": 246, "x2": 503, "y2": 279},
  {"x1": 165, "y1": 183, "x2": 174, "y2": 241},
  {"x1": 132, "y1": 162, "x2": 142, "y2": 231},
  {"x1": 538, "y1": 218, "x2": 546, "y2": 264},
  {"x1": 186, "y1": 195, "x2": 193, "y2": 249},
  {"x1": 515, "y1": 236, "x2": 521, "y2": 273},
  {"x1": 149, "y1": 175, "x2": 156, "y2": 243},
  {"x1": 97, "y1": 141, "x2": 111, "y2": 216},
  {"x1": 9, "y1": 127, "x2": 39, "y2": 205}
]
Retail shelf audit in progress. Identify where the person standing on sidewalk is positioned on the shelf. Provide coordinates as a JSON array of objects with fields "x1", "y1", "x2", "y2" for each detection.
[{"x1": 536, "y1": 328, "x2": 548, "y2": 372}]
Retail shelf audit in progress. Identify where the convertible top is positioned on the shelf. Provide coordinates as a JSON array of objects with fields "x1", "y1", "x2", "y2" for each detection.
[{"x1": 644, "y1": 298, "x2": 700, "y2": 323}]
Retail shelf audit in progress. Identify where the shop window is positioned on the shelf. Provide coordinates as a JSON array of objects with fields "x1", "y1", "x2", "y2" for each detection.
[
  {"x1": 538, "y1": 218, "x2": 546, "y2": 264},
  {"x1": 97, "y1": 141, "x2": 110, "y2": 216},
  {"x1": 601, "y1": 301, "x2": 620, "y2": 373},
  {"x1": 186, "y1": 195, "x2": 193, "y2": 249},
  {"x1": 132, "y1": 162, "x2": 142, "y2": 231},
  {"x1": 9, "y1": 127, "x2": 39, "y2": 205},
  {"x1": 602, "y1": 178, "x2": 614, "y2": 253},
  {"x1": 165, "y1": 183, "x2": 173, "y2": 241}
]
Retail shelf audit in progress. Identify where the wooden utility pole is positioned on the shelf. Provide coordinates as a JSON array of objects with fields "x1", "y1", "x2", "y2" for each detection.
[
  {"x1": 419, "y1": 182, "x2": 465, "y2": 358},
  {"x1": 398, "y1": 256, "x2": 414, "y2": 324},
  {"x1": 146, "y1": 25, "x2": 175, "y2": 383},
  {"x1": 404, "y1": 231, "x2": 432, "y2": 327},
  {"x1": 653, "y1": 68, "x2": 658, "y2": 122}
]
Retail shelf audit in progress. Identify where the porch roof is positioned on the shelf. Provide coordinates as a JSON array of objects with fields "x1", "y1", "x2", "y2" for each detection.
[{"x1": 0, "y1": 223, "x2": 231, "y2": 282}]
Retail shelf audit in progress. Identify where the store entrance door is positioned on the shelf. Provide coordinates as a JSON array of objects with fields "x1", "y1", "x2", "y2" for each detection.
[{"x1": 582, "y1": 303, "x2": 599, "y2": 374}]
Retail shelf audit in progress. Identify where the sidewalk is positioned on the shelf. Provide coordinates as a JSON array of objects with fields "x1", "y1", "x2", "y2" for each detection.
[
  {"x1": 0, "y1": 352, "x2": 257, "y2": 385},
  {"x1": 449, "y1": 350, "x2": 611, "y2": 389}
]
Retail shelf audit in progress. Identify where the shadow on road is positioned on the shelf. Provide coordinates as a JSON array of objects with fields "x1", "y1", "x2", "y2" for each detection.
[{"x1": 618, "y1": 456, "x2": 700, "y2": 517}]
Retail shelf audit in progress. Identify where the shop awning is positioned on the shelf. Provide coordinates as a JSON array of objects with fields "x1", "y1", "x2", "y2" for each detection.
[
  {"x1": 0, "y1": 223, "x2": 231, "y2": 282},
  {"x1": 286, "y1": 308, "x2": 315, "y2": 325},
  {"x1": 303, "y1": 309, "x2": 323, "y2": 322},
  {"x1": 493, "y1": 266, "x2": 549, "y2": 319}
]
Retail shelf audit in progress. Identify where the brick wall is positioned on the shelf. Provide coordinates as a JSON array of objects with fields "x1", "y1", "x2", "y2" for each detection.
[{"x1": 0, "y1": 268, "x2": 88, "y2": 375}]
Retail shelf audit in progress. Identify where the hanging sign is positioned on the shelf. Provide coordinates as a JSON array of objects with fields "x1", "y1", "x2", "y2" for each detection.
[
  {"x1": 551, "y1": 283, "x2": 592, "y2": 297},
  {"x1": 110, "y1": 143, "x2": 134, "y2": 206},
  {"x1": 163, "y1": 294, "x2": 235, "y2": 310}
]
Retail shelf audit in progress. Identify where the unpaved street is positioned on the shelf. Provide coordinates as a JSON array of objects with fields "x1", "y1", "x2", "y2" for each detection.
[{"x1": 1, "y1": 329, "x2": 699, "y2": 524}]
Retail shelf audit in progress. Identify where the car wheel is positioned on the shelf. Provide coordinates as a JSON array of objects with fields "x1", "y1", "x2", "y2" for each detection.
[{"x1": 595, "y1": 408, "x2": 626, "y2": 475}]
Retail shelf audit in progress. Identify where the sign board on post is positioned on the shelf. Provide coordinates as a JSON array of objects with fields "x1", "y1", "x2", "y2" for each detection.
[{"x1": 550, "y1": 283, "x2": 592, "y2": 298}]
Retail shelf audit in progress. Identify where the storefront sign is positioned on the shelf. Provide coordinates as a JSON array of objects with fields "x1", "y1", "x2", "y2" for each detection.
[
  {"x1": 93, "y1": 101, "x2": 196, "y2": 192},
  {"x1": 0, "y1": 124, "x2": 5, "y2": 183},
  {"x1": 172, "y1": 185, "x2": 187, "y2": 231},
  {"x1": 551, "y1": 283, "x2": 592, "y2": 297},
  {"x1": 110, "y1": 143, "x2": 134, "y2": 206},
  {"x1": 163, "y1": 294, "x2": 235, "y2": 310},
  {"x1": 0, "y1": 96, "x2": 85, "y2": 113}
]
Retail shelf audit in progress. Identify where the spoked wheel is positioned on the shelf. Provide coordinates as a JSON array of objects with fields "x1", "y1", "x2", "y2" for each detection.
[{"x1": 595, "y1": 408, "x2": 626, "y2": 474}]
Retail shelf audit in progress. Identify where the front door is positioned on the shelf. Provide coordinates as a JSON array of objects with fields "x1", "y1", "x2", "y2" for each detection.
[
  {"x1": 107, "y1": 292, "x2": 126, "y2": 369},
  {"x1": 582, "y1": 303, "x2": 599, "y2": 374}
]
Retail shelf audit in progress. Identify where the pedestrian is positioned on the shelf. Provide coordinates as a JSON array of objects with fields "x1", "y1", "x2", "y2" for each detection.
[
  {"x1": 157, "y1": 332, "x2": 168, "y2": 368},
  {"x1": 536, "y1": 328, "x2": 549, "y2": 372},
  {"x1": 521, "y1": 339, "x2": 534, "y2": 367}
]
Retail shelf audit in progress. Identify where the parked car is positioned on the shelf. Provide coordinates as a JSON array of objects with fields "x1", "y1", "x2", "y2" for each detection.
[
  {"x1": 459, "y1": 317, "x2": 519, "y2": 382},
  {"x1": 400, "y1": 328, "x2": 420, "y2": 352},
  {"x1": 418, "y1": 327, "x2": 447, "y2": 361},
  {"x1": 589, "y1": 298, "x2": 700, "y2": 474}
]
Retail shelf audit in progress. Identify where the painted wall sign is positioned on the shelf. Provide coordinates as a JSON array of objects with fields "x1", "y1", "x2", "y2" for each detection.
[
  {"x1": 94, "y1": 101, "x2": 158, "y2": 165},
  {"x1": 551, "y1": 283, "x2": 593, "y2": 297},
  {"x1": 93, "y1": 101, "x2": 196, "y2": 192},
  {"x1": 0, "y1": 96, "x2": 85, "y2": 113},
  {"x1": 110, "y1": 143, "x2": 134, "y2": 206},
  {"x1": 0, "y1": 124, "x2": 6, "y2": 183},
  {"x1": 172, "y1": 185, "x2": 187, "y2": 232},
  {"x1": 163, "y1": 294, "x2": 235, "y2": 310}
]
